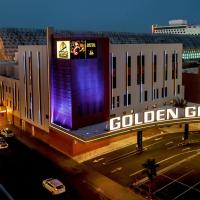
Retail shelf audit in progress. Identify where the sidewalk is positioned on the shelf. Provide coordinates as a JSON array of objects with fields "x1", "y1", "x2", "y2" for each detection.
[{"x1": 12, "y1": 126, "x2": 144, "y2": 200}]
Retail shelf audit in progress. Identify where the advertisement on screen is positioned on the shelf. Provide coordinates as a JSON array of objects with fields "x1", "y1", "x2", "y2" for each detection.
[
  {"x1": 57, "y1": 41, "x2": 70, "y2": 59},
  {"x1": 56, "y1": 40, "x2": 97, "y2": 60}
]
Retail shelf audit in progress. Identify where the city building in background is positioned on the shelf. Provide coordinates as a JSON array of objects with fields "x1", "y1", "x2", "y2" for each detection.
[{"x1": 152, "y1": 19, "x2": 200, "y2": 35}]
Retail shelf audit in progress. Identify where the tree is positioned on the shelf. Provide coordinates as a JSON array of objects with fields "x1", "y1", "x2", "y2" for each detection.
[
  {"x1": 173, "y1": 97, "x2": 187, "y2": 108},
  {"x1": 142, "y1": 159, "x2": 159, "y2": 199}
]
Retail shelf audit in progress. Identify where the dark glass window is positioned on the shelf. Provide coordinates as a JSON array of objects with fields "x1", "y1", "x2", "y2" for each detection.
[
  {"x1": 128, "y1": 56, "x2": 131, "y2": 68},
  {"x1": 137, "y1": 55, "x2": 145, "y2": 84},
  {"x1": 153, "y1": 54, "x2": 157, "y2": 82},
  {"x1": 128, "y1": 75, "x2": 131, "y2": 86},
  {"x1": 124, "y1": 94, "x2": 131, "y2": 106},
  {"x1": 162, "y1": 88, "x2": 164, "y2": 98},
  {"x1": 112, "y1": 97, "x2": 115, "y2": 108},
  {"x1": 117, "y1": 96, "x2": 120, "y2": 107},
  {"x1": 113, "y1": 77, "x2": 116, "y2": 89},
  {"x1": 165, "y1": 87, "x2": 167, "y2": 97},
  {"x1": 144, "y1": 91, "x2": 148, "y2": 102},
  {"x1": 177, "y1": 84, "x2": 180, "y2": 94},
  {"x1": 157, "y1": 89, "x2": 159, "y2": 99},
  {"x1": 113, "y1": 57, "x2": 116, "y2": 69}
]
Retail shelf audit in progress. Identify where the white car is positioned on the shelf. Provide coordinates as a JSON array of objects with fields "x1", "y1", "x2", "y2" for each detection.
[
  {"x1": 1, "y1": 128, "x2": 14, "y2": 137},
  {"x1": 42, "y1": 178, "x2": 66, "y2": 195},
  {"x1": 0, "y1": 138, "x2": 8, "y2": 149}
]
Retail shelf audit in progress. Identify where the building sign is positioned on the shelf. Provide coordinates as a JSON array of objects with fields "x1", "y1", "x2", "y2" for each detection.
[
  {"x1": 57, "y1": 41, "x2": 70, "y2": 59},
  {"x1": 57, "y1": 40, "x2": 97, "y2": 60},
  {"x1": 70, "y1": 40, "x2": 86, "y2": 59},
  {"x1": 86, "y1": 40, "x2": 97, "y2": 58},
  {"x1": 110, "y1": 106, "x2": 200, "y2": 131}
]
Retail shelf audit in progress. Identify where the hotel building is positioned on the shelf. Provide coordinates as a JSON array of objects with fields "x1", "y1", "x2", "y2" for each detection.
[{"x1": 0, "y1": 28, "x2": 194, "y2": 156}]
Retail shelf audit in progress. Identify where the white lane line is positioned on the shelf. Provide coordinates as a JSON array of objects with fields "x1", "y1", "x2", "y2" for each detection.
[
  {"x1": 93, "y1": 158, "x2": 104, "y2": 163},
  {"x1": 111, "y1": 167, "x2": 122, "y2": 174},
  {"x1": 182, "y1": 147, "x2": 191, "y2": 151},
  {"x1": 155, "y1": 137, "x2": 163, "y2": 141},
  {"x1": 153, "y1": 170, "x2": 193, "y2": 194},
  {"x1": 161, "y1": 173, "x2": 200, "y2": 193},
  {"x1": 172, "y1": 180, "x2": 200, "y2": 200},
  {"x1": 165, "y1": 141, "x2": 174, "y2": 146},
  {"x1": 129, "y1": 149, "x2": 200, "y2": 177}
]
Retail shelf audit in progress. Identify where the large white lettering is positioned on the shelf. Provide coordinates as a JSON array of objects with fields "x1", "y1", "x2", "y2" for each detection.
[
  {"x1": 185, "y1": 107, "x2": 196, "y2": 117},
  {"x1": 156, "y1": 109, "x2": 165, "y2": 121},
  {"x1": 144, "y1": 111, "x2": 155, "y2": 123},
  {"x1": 167, "y1": 108, "x2": 178, "y2": 120},
  {"x1": 109, "y1": 106, "x2": 200, "y2": 131},
  {"x1": 122, "y1": 115, "x2": 133, "y2": 128}
]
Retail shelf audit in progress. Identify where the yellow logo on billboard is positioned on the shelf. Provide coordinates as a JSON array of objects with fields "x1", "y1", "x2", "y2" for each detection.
[{"x1": 57, "y1": 41, "x2": 70, "y2": 59}]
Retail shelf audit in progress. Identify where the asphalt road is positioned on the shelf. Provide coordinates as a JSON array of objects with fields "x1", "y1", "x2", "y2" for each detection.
[
  {"x1": 0, "y1": 137, "x2": 81, "y2": 200},
  {"x1": 84, "y1": 131, "x2": 200, "y2": 187}
]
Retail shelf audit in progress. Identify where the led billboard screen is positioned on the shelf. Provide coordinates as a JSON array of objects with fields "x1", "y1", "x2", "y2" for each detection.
[
  {"x1": 57, "y1": 40, "x2": 97, "y2": 60},
  {"x1": 57, "y1": 41, "x2": 70, "y2": 59}
]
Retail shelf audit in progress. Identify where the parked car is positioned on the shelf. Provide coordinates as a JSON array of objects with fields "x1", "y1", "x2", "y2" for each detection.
[
  {"x1": 42, "y1": 178, "x2": 66, "y2": 195},
  {"x1": 0, "y1": 128, "x2": 14, "y2": 138}
]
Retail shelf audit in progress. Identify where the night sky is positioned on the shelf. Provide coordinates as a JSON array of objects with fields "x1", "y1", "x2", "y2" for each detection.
[{"x1": 1, "y1": 0, "x2": 199, "y2": 33}]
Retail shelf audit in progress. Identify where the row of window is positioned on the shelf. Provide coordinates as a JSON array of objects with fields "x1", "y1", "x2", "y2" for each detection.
[
  {"x1": 112, "y1": 52, "x2": 179, "y2": 89},
  {"x1": 0, "y1": 83, "x2": 20, "y2": 111},
  {"x1": 111, "y1": 85, "x2": 181, "y2": 109}
]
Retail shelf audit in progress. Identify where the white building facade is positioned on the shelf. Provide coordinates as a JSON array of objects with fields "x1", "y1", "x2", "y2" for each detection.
[{"x1": 109, "y1": 43, "x2": 183, "y2": 118}]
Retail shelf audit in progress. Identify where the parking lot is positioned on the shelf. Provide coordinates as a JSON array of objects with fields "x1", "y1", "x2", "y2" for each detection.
[{"x1": 134, "y1": 154, "x2": 200, "y2": 200}]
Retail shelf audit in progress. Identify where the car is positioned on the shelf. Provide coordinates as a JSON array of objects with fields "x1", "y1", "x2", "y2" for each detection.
[
  {"x1": 0, "y1": 138, "x2": 8, "y2": 149},
  {"x1": 42, "y1": 178, "x2": 66, "y2": 195},
  {"x1": 0, "y1": 128, "x2": 14, "y2": 138}
]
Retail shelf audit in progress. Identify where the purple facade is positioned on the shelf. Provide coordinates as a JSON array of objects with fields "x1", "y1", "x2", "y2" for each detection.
[{"x1": 50, "y1": 37, "x2": 109, "y2": 130}]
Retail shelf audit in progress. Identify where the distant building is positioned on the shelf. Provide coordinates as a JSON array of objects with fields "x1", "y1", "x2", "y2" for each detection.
[{"x1": 152, "y1": 19, "x2": 200, "y2": 35}]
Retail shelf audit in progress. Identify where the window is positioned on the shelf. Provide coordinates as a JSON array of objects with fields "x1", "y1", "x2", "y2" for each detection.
[
  {"x1": 162, "y1": 88, "x2": 164, "y2": 98},
  {"x1": 117, "y1": 96, "x2": 120, "y2": 107},
  {"x1": 165, "y1": 87, "x2": 167, "y2": 97},
  {"x1": 172, "y1": 52, "x2": 178, "y2": 79},
  {"x1": 128, "y1": 75, "x2": 131, "y2": 86},
  {"x1": 128, "y1": 94, "x2": 131, "y2": 105},
  {"x1": 137, "y1": 55, "x2": 145, "y2": 84},
  {"x1": 112, "y1": 97, "x2": 115, "y2": 109},
  {"x1": 164, "y1": 53, "x2": 168, "y2": 80},
  {"x1": 156, "y1": 89, "x2": 159, "y2": 99},
  {"x1": 124, "y1": 94, "x2": 131, "y2": 106},
  {"x1": 153, "y1": 54, "x2": 157, "y2": 82},
  {"x1": 144, "y1": 90, "x2": 148, "y2": 102},
  {"x1": 177, "y1": 85, "x2": 180, "y2": 94},
  {"x1": 113, "y1": 77, "x2": 116, "y2": 89},
  {"x1": 113, "y1": 56, "x2": 116, "y2": 69},
  {"x1": 128, "y1": 56, "x2": 131, "y2": 68}
]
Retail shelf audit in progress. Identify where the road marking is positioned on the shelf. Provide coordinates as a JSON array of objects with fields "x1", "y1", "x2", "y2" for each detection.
[
  {"x1": 111, "y1": 167, "x2": 122, "y2": 173},
  {"x1": 154, "y1": 137, "x2": 163, "y2": 141},
  {"x1": 93, "y1": 158, "x2": 104, "y2": 163},
  {"x1": 167, "y1": 146, "x2": 177, "y2": 150},
  {"x1": 129, "y1": 149, "x2": 200, "y2": 177},
  {"x1": 172, "y1": 180, "x2": 200, "y2": 200},
  {"x1": 165, "y1": 141, "x2": 173, "y2": 146},
  {"x1": 182, "y1": 147, "x2": 191, "y2": 151},
  {"x1": 131, "y1": 150, "x2": 200, "y2": 185},
  {"x1": 153, "y1": 170, "x2": 193, "y2": 194}
]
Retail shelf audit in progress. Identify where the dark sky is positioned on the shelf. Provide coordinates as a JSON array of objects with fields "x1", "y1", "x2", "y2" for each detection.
[{"x1": 1, "y1": 0, "x2": 199, "y2": 33}]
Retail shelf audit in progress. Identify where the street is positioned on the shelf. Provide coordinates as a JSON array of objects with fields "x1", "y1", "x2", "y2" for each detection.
[
  {"x1": 84, "y1": 131, "x2": 200, "y2": 199},
  {"x1": 0, "y1": 137, "x2": 81, "y2": 200}
]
